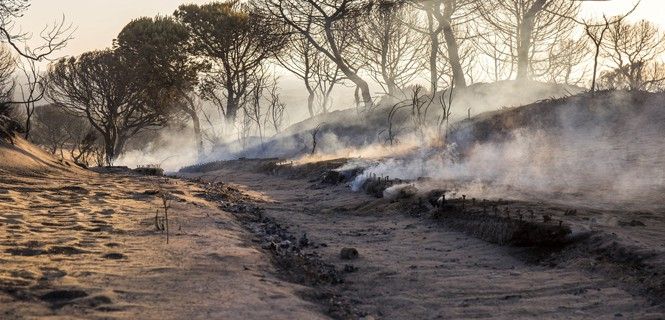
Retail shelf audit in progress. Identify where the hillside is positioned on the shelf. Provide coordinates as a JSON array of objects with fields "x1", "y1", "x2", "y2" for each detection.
[
  {"x1": 349, "y1": 90, "x2": 665, "y2": 211},
  {"x1": 448, "y1": 90, "x2": 665, "y2": 154},
  {"x1": 203, "y1": 80, "x2": 583, "y2": 162},
  {"x1": 0, "y1": 135, "x2": 89, "y2": 177}
]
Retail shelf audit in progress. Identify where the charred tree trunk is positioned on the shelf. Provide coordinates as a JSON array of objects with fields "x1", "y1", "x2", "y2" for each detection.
[
  {"x1": 323, "y1": 23, "x2": 372, "y2": 110},
  {"x1": 427, "y1": 11, "x2": 439, "y2": 93},
  {"x1": 183, "y1": 94, "x2": 204, "y2": 157},
  {"x1": 516, "y1": 0, "x2": 547, "y2": 81},
  {"x1": 379, "y1": 26, "x2": 398, "y2": 97},
  {"x1": 322, "y1": 83, "x2": 334, "y2": 114},
  {"x1": 437, "y1": 0, "x2": 467, "y2": 88},
  {"x1": 189, "y1": 110, "x2": 204, "y2": 157},
  {"x1": 226, "y1": 90, "x2": 240, "y2": 121},
  {"x1": 441, "y1": 22, "x2": 466, "y2": 88},
  {"x1": 516, "y1": 22, "x2": 533, "y2": 80},
  {"x1": 591, "y1": 43, "x2": 601, "y2": 92},
  {"x1": 339, "y1": 64, "x2": 372, "y2": 110},
  {"x1": 306, "y1": 87, "x2": 316, "y2": 118},
  {"x1": 114, "y1": 136, "x2": 128, "y2": 164},
  {"x1": 23, "y1": 113, "x2": 31, "y2": 140},
  {"x1": 103, "y1": 135, "x2": 115, "y2": 166}
]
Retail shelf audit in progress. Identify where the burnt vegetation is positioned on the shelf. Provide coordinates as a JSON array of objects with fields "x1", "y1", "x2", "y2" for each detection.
[{"x1": 0, "y1": 0, "x2": 659, "y2": 169}]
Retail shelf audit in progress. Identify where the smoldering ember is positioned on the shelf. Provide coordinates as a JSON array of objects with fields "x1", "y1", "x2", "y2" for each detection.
[{"x1": 1, "y1": 0, "x2": 665, "y2": 319}]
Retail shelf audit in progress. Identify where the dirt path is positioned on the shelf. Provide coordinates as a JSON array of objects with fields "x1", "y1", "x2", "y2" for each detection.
[{"x1": 190, "y1": 167, "x2": 664, "y2": 319}]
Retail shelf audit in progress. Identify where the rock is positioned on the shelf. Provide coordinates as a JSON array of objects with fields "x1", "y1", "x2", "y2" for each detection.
[
  {"x1": 260, "y1": 242, "x2": 275, "y2": 250},
  {"x1": 133, "y1": 167, "x2": 164, "y2": 176},
  {"x1": 362, "y1": 179, "x2": 390, "y2": 198},
  {"x1": 397, "y1": 185, "x2": 418, "y2": 199},
  {"x1": 343, "y1": 265, "x2": 359, "y2": 273},
  {"x1": 427, "y1": 189, "x2": 446, "y2": 207},
  {"x1": 40, "y1": 289, "x2": 88, "y2": 303},
  {"x1": 619, "y1": 219, "x2": 646, "y2": 227},
  {"x1": 102, "y1": 253, "x2": 126, "y2": 260},
  {"x1": 278, "y1": 240, "x2": 292, "y2": 249},
  {"x1": 299, "y1": 233, "x2": 310, "y2": 247},
  {"x1": 564, "y1": 209, "x2": 577, "y2": 216},
  {"x1": 340, "y1": 247, "x2": 359, "y2": 260},
  {"x1": 322, "y1": 170, "x2": 344, "y2": 184},
  {"x1": 81, "y1": 295, "x2": 113, "y2": 307}
]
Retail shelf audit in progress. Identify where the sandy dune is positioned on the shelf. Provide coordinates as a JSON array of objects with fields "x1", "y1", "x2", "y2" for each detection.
[{"x1": 0, "y1": 139, "x2": 327, "y2": 319}]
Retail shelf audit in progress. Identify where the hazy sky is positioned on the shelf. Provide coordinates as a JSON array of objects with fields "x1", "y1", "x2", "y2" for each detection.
[{"x1": 16, "y1": 0, "x2": 665, "y2": 60}]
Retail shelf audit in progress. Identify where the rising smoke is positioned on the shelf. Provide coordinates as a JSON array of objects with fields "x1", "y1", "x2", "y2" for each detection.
[{"x1": 351, "y1": 91, "x2": 665, "y2": 211}]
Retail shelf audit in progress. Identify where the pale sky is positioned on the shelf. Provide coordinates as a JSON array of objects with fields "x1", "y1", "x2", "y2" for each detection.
[
  {"x1": 16, "y1": 0, "x2": 665, "y2": 61},
  {"x1": 17, "y1": 0, "x2": 210, "y2": 59}
]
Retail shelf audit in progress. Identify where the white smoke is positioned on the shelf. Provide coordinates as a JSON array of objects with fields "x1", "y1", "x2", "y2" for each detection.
[
  {"x1": 351, "y1": 117, "x2": 665, "y2": 211},
  {"x1": 115, "y1": 129, "x2": 201, "y2": 172}
]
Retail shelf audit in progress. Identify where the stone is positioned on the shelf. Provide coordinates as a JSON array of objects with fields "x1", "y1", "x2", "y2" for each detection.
[{"x1": 340, "y1": 247, "x2": 359, "y2": 260}]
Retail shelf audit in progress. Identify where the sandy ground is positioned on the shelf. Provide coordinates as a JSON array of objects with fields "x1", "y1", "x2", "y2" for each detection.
[
  {"x1": 0, "y1": 168, "x2": 327, "y2": 319},
  {"x1": 185, "y1": 165, "x2": 665, "y2": 319}
]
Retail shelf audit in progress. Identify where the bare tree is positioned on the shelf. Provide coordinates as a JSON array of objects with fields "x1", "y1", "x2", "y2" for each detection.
[
  {"x1": 264, "y1": 78, "x2": 287, "y2": 134},
  {"x1": 476, "y1": 32, "x2": 515, "y2": 81},
  {"x1": 239, "y1": 68, "x2": 288, "y2": 140},
  {"x1": 476, "y1": 0, "x2": 580, "y2": 80},
  {"x1": 261, "y1": 0, "x2": 374, "y2": 109},
  {"x1": 385, "y1": 100, "x2": 408, "y2": 146},
  {"x1": 236, "y1": 106, "x2": 254, "y2": 149},
  {"x1": 0, "y1": 44, "x2": 15, "y2": 117},
  {"x1": 181, "y1": 93, "x2": 205, "y2": 156},
  {"x1": 17, "y1": 57, "x2": 46, "y2": 139},
  {"x1": 546, "y1": 1, "x2": 639, "y2": 91},
  {"x1": 583, "y1": 16, "x2": 613, "y2": 92},
  {"x1": 423, "y1": 3, "x2": 442, "y2": 93},
  {"x1": 315, "y1": 57, "x2": 343, "y2": 114},
  {"x1": 243, "y1": 68, "x2": 270, "y2": 143},
  {"x1": 69, "y1": 129, "x2": 99, "y2": 167},
  {"x1": 310, "y1": 122, "x2": 326, "y2": 155},
  {"x1": 0, "y1": 1, "x2": 72, "y2": 61},
  {"x1": 408, "y1": 0, "x2": 473, "y2": 91},
  {"x1": 30, "y1": 104, "x2": 89, "y2": 158},
  {"x1": 277, "y1": 33, "x2": 343, "y2": 117},
  {"x1": 0, "y1": 2, "x2": 70, "y2": 143},
  {"x1": 545, "y1": 38, "x2": 588, "y2": 85},
  {"x1": 32, "y1": 110, "x2": 69, "y2": 156},
  {"x1": 409, "y1": 85, "x2": 436, "y2": 141},
  {"x1": 177, "y1": 2, "x2": 287, "y2": 122},
  {"x1": 438, "y1": 79, "x2": 454, "y2": 144},
  {"x1": 604, "y1": 19, "x2": 665, "y2": 91},
  {"x1": 354, "y1": 1, "x2": 426, "y2": 97}
]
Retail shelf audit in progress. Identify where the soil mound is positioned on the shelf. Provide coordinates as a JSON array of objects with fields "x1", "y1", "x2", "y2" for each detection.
[{"x1": 0, "y1": 135, "x2": 90, "y2": 176}]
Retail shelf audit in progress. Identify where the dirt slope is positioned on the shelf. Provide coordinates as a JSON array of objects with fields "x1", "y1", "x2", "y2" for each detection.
[
  {"x1": 0, "y1": 138, "x2": 328, "y2": 319},
  {"x1": 204, "y1": 81, "x2": 582, "y2": 161},
  {"x1": 0, "y1": 136, "x2": 89, "y2": 176}
]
